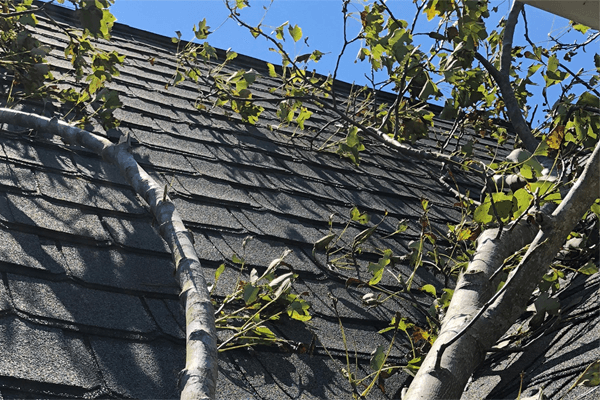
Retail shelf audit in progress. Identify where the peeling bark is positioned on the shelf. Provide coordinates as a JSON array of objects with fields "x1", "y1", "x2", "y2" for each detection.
[
  {"x1": 0, "y1": 108, "x2": 218, "y2": 400},
  {"x1": 404, "y1": 141, "x2": 600, "y2": 400}
]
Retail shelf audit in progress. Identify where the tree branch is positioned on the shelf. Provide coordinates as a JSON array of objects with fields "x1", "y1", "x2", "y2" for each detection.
[
  {"x1": 404, "y1": 139, "x2": 600, "y2": 400},
  {"x1": 1, "y1": 1, "x2": 50, "y2": 18},
  {"x1": 473, "y1": 1, "x2": 539, "y2": 154},
  {"x1": 474, "y1": 51, "x2": 539, "y2": 154},
  {"x1": 501, "y1": 1, "x2": 523, "y2": 74},
  {"x1": 0, "y1": 108, "x2": 218, "y2": 400}
]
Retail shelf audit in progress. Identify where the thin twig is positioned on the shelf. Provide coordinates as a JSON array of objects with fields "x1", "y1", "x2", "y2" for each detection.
[{"x1": 1, "y1": 1, "x2": 50, "y2": 18}]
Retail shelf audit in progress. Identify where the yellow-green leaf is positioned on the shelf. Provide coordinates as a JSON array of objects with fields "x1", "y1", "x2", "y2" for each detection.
[
  {"x1": 267, "y1": 62, "x2": 277, "y2": 77},
  {"x1": 578, "y1": 261, "x2": 598, "y2": 275},
  {"x1": 575, "y1": 360, "x2": 600, "y2": 386},
  {"x1": 242, "y1": 283, "x2": 260, "y2": 305},
  {"x1": 420, "y1": 284, "x2": 437, "y2": 297},
  {"x1": 370, "y1": 345, "x2": 386, "y2": 371},
  {"x1": 288, "y1": 24, "x2": 302, "y2": 42},
  {"x1": 215, "y1": 263, "x2": 225, "y2": 281}
]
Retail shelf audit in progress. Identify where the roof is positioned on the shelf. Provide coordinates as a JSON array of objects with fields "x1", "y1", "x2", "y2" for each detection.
[
  {"x1": 520, "y1": 0, "x2": 600, "y2": 30},
  {"x1": 0, "y1": 2, "x2": 597, "y2": 399}
]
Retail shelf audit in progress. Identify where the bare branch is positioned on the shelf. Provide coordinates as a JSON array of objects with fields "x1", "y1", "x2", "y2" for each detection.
[
  {"x1": 501, "y1": 1, "x2": 523, "y2": 74},
  {"x1": 1, "y1": 1, "x2": 50, "y2": 18},
  {"x1": 0, "y1": 108, "x2": 219, "y2": 400},
  {"x1": 474, "y1": 52, "x2": 539, "y2": 153},
  {"x1": 471, "y1": 1, "x2": 539, "y2": 153}
]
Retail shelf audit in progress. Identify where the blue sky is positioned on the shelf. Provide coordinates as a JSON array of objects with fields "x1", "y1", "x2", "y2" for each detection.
[
  {"x1": 108, "y1": 1, "x2": 596, "y2": 125},
  {"x1": 110, "y1": 1, "x2": 578, "y2": 79}
]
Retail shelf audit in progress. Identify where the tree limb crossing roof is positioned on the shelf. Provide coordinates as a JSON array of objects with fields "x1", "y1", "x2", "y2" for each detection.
[{"x1": 0, "y1": 3, "x2": 597, "y2": 399}]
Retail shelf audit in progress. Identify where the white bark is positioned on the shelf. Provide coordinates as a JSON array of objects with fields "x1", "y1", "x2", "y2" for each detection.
[
  {"x1": 0, "y1": 108, "x2": 218, "y2": 400},
  {"x1": 404, "y1": 141, "x2": 600, "y2": 399}
]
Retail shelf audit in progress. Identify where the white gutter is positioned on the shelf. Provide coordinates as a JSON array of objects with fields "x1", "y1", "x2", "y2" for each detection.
[{"x1": 520, "y1": 0, "x2": 599, "y2": 30}]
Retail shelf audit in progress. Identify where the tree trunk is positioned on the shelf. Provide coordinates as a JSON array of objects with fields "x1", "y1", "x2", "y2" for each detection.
[{"x1": 404, "y1": 141, "x2": 600, "y2": 399}]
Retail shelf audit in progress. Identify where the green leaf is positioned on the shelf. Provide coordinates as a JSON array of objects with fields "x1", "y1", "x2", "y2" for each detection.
[
  {"x1": 406, "y1": 357, "x2": 422, "y2": 373},
  {"x1": 288, "y1": 24, "x2": 302, "y2": 42},
  {"x1": 527, "y1": 63, "x2": 542, "y2": 76},
  {"x1": 350, "y1": 207, "x2": 370, "y2": 224},
  {"x1": 274, "y1": 21, "x2": 288, "y2": 40},
  {"x1": 253, "y1": 326, "x2": 275, "y2": 338},
  {"x1": 226, "y1": 50, "x2": 238, "y2": 61},
  {"x1": 577, "y1": 92, "x2": 600, "y2": 108},
  {"x1": 236, "y1": 0, "x2": 248, "y2": 9},
  {"x1": 439, "y1": 288, "x2": 453, "y2": 308},
  {"x1": 461, "y1": 140, "x2": 474, "y2": 157},
  {"x1": 428, "y1": 31, "x2": 447, "y2": 41},
  {"x1": 513, "y1": 188, "x2": 532, "y2": 218},
  {"x1": 394, "y1": 219, "x2": 409, "y2": 234},
  {"x1": 424, "y1": 1, "x2": 440, "y2": 21},
  {"x1": 474, "y1": 202, "x2": 493, "y2": 224},
  {"x1": 368, "y1": 250, "x2": 392, "y2": 285},
  {"x1": 578, "y1": 261, "x2": 598, "y2": 275},
  {"x1": 314, "y1": 233, "x2": 335, "y2": 252},
  {"x1": 232, "y1": 254, "x2": 244, "y2": 264},
  {"x1": 547, "y1": 54, "x2": 559, "y2": 73},
  {"x1": 296, "y1": 107, "x2": 312, "y2": 130},
  {"x1": 250, "y1": 26, "x2": 261, "y2": 38},
  {"x1": 310, "y1": 49, "x2": 324, "y2": 62},
  {"x1": 493, "y1": 199, "x2": 514, "y2": 220},
  {"x1": 420, "y1": 284, "x2": 437, "y2": 297},
  {"x1": 574, "y1": 360, "x2": 600, "y2": 387},
  {"x1": 533, "y1": 140, "x2": 549, "y2": 157},
  {"x1": 571, "y1": 22, "x2": 590, "y2": 34},
  {"x1": 194, "y1": 18, "x2": 210, "y2": 39},
  {"x1": 474, "y1": 192, "x2": 519, "y2": 224},
  {"x1": 346, "y1": 126, "x2": 364, "y2": 149},
  {"x1": 520, "y1": 164, "x2": 534, "y2": 180},
  {"x1": 215, "y1": 263, "x2": 225, "y2": 281},
  {"x1": 591, "y1": 200, "x2": 600, "y2": 218},
  {"x1": 370, "y1": 345, "x2": 387, "y2": 371},
  {"x1": 295, "y1": 53, "x2": 311, "y2": 63},
  {"x1": 287, "y1": 298, "x2": 311, "y2": 321},
  {"x1": 242, "y1": 283, "x2": 260, "y2": 305},
  {"x1": 243, "y1": 70, "x2": 257, "y2": 85},
  {"x1": 419, "y1": 78, "x2": 438, "y2": 101},
  {"x1": 354, "y1": 226, "x2": 377, "y2": 248},
  {"x1": 267, "y1": 62, "x2": 277, "y2": 77},
  {"x1": 529, "y1": 181, "x2": 561, "y2": 204}
]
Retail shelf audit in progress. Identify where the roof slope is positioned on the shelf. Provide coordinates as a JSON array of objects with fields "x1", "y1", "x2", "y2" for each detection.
[{"x1": 0, "y1": 3, "x2": 597, "y2": 399}]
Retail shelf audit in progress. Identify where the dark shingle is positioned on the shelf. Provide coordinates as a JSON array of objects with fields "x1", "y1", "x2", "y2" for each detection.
[
  {"x1": 101, "y1": 216, "x2": 170, "y2": 253},
  {"x1": 0, "y1": 317, "x2": 102, "y2": 390},
  {"x1": 9, "y1": 275, "x2": 156, "y2": 333},
  {"x1": 89, "y1": 337, "x2": 184, "y2": 398}
]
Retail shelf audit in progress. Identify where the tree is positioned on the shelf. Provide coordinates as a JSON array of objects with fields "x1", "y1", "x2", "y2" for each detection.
[
  {"x1": 170, "y1": 1, "x2": 599, "y2": 398},
  {"x1": 1, "y1": 0, "x2": 599, "y2": 399}
]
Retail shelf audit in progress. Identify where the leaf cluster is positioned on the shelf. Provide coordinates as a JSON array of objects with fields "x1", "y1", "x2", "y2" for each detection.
[
  {"x1": 1, "y1": 0, "x2": 124, "y2": 130},
  {"x1": 212, "y1": 248, "x2": 312, "y2": 352}
]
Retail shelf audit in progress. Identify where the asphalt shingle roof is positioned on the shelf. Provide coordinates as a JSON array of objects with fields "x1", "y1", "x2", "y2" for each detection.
[{"x1": 0, "y1": 3, "x2": 597, "y2": 399}]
